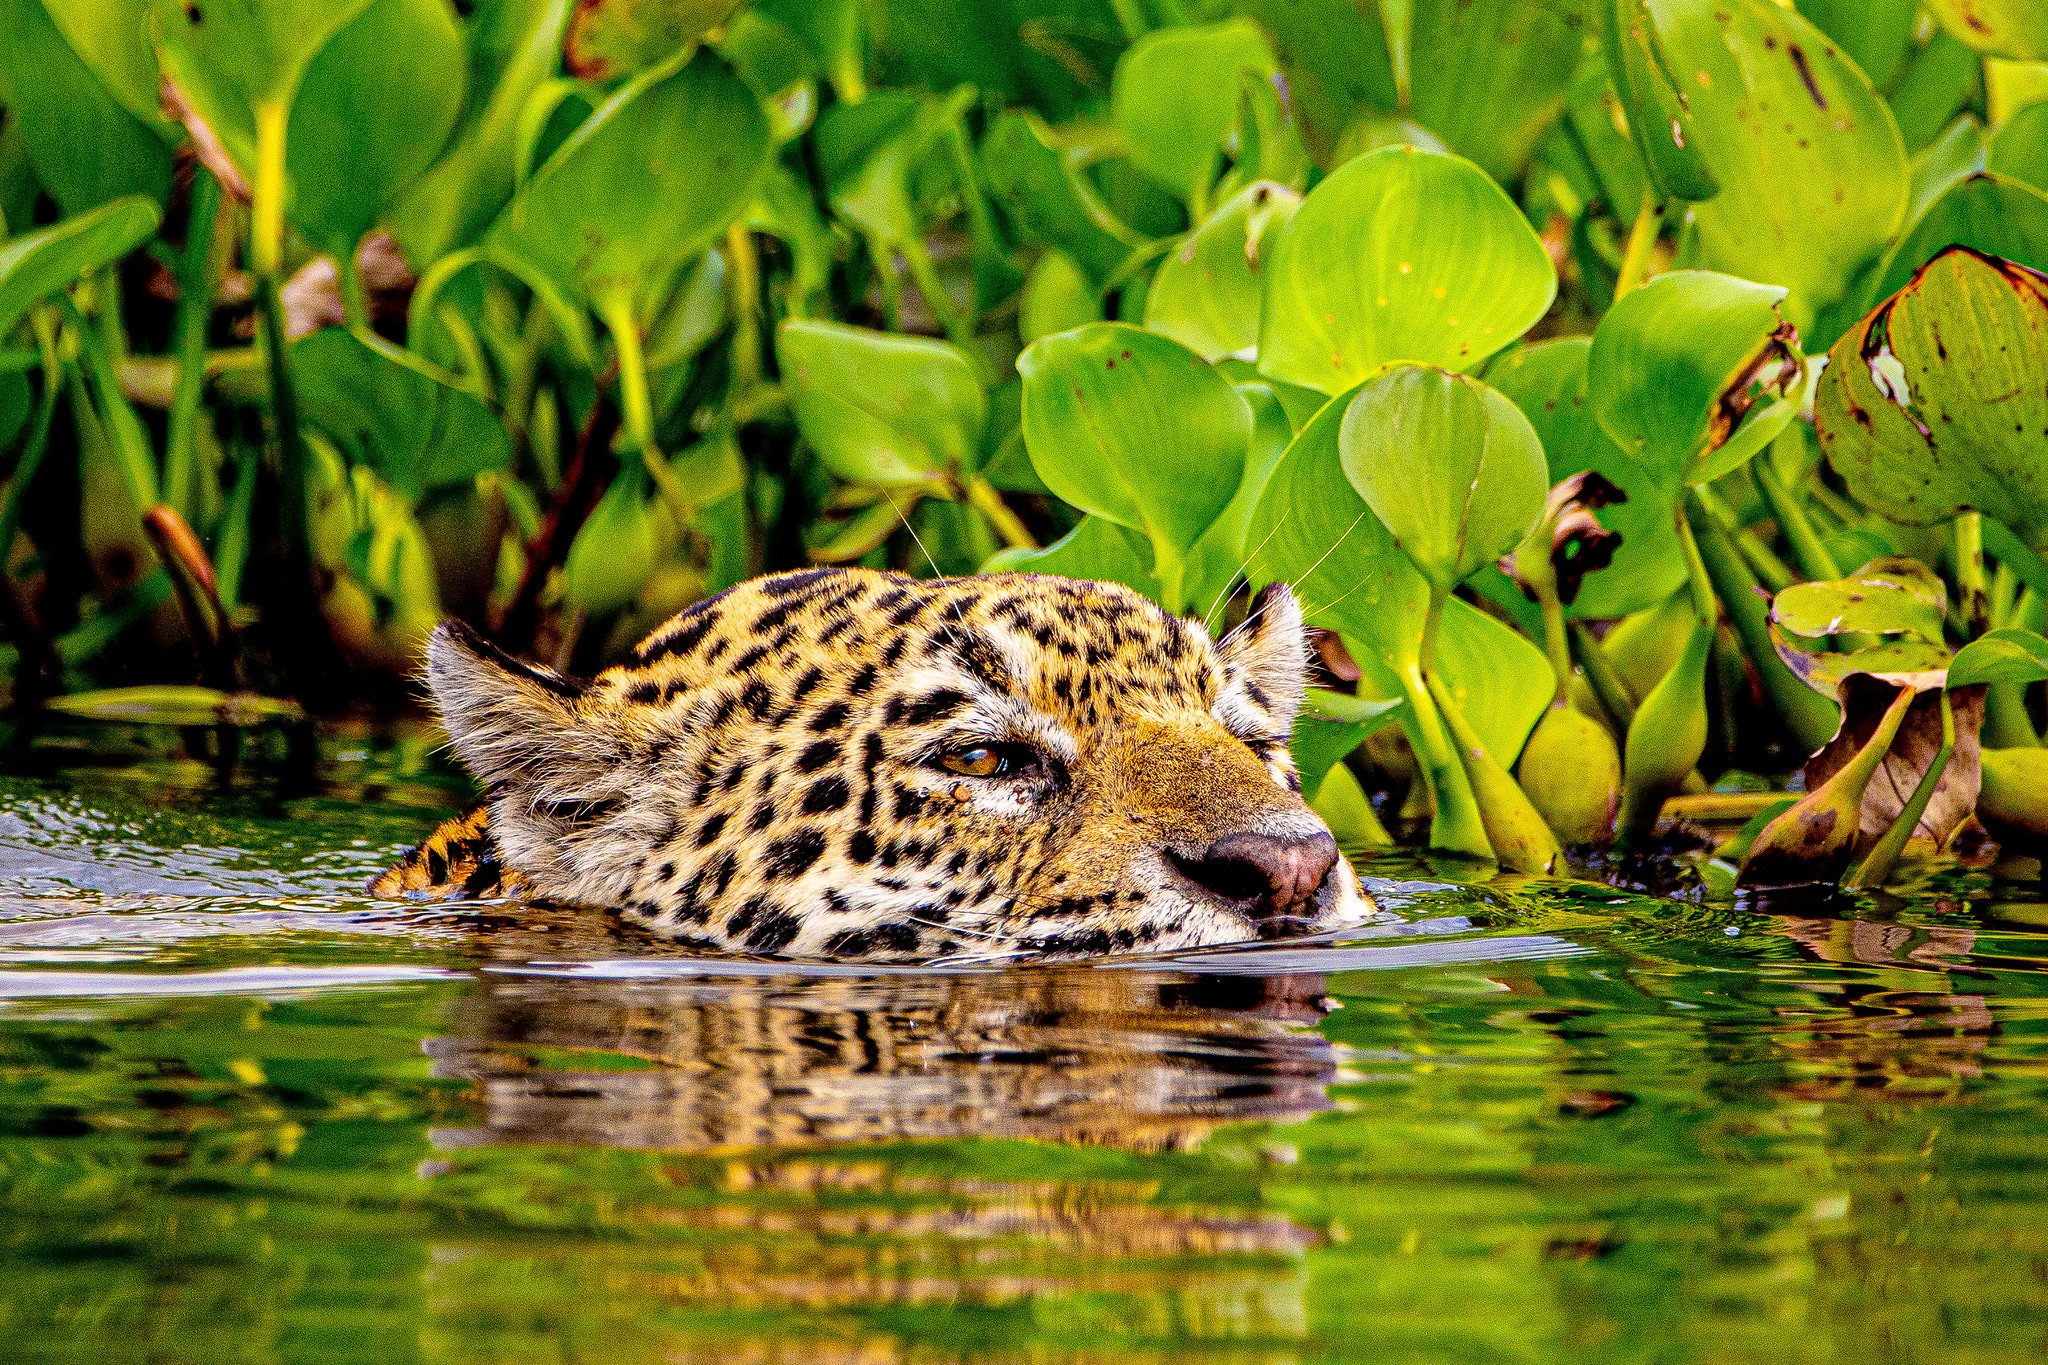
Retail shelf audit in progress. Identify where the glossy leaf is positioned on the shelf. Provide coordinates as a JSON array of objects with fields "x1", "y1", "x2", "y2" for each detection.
[
  {"x1": 292, "y1": 327, "x2": 512, "y2": 500},
  {"x1": 1019, "y1": 252, "x2": 1097, "y2": 344},
  {"x1": 1257, "y1": 147, "x2": 1556, "y2": 395},
  {"x1": 285, "y1": 0, "x2": 467, "y2": 258},
  {"x1": 981, "y1": 111, "x2": 1140, "y2": 287},
  {"x1": 1771, "y1": 557, "x2": 1949, "y2": 644},
  {"x1": 488, "y1": 48, "x2": 771, "y2": 307},
  {"x1": 1816, "y1": 248, "x2": 2048, "y2": 551},
  {"x1": 0, "y1": 0, "x2": 173, "y2": 212},
  {"x1": 1111, "y1": 19, "x2": 1276, "y2": 201},
  {"x1": 1597, "y1": 0, "x2": 1719, "y2": 201},
  {"x1": 154, "y1": 0, "x2": 376, "y2": 108},
  {"x1": 778, "y1": 320, "x2": 987, "y2": 487},
  {"x1": 1926, "y1": 0, "x2": 2048, "y2": 60},
  {"x1": 0, "y1": 197, "x2": 162, "y2": 340},
  {"x1": 564, "y1": 0, "x2": 745, "y2": 79},
  {"x1": 1403, "y1": 0, "x2": 1585, "y2": 185},
  {"x1": 1948, "y1": 628, "x2": 2048, "y2": 688},
  {"x1": 982, "y1": 516, "x2": 1162, "y2": 603},
  {"x1": 1144, "y1": 181, "x2": 1301, "y2": 362},
  {"x1": 1989, "y1": 103, "x2": 2048, "y2": 194},
  {"x1": 1017, "y1": 324, "x2": 1250, "y2": 606},
  {"x1": 564, "y1": 460, "x2": 654, "y2": 615},
  {"x1": 1518, "y1": 705, "x2": 1621, "y2": 845},
  {"x1": 1587, "y1": 271, "x2": 1804, "y2": 489},
  {"x1": 1860, "y1": 172, "x2": 2048, "y2": 312},
  {"x1": 1485, "y1": 338, "x2": 1686, "y2": 620},
  {"x1": 1338, "y1": 364, "x2": 1547, "y2": 592}
]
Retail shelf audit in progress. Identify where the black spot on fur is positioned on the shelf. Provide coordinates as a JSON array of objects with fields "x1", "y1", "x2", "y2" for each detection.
[
  {"x1": 729, "y1": 644, "x2": 769, "y2": 677},
  {"x1": 893, "y1": 689, "x2": 968, "y2": 726},
  {"x1": 764, "y1": 828, "x2": 826, "y2": 880},
  {"x1": 741, "y1": 681, "x2": 774, "y2": 718},
  {"x1": 797, "y1": 738, "x2": 840, "y2": 772},
  {"x1": 849, "y1": 830, "x2": 876, "y2": 864},
  {"x1": 847, "y1": 663, "x2": 880, "y2": 695},
  {"x1": 759, "y1": 567, "x2": 836, "y2": 599},
  {"x1": 809, "y1": 701, "x2": 851, "y2": 732},
  {"x1": 742, "y1": 903, "x2": 803, "y2": 953},
  {"x1": 696, "y1": 812, "x2": 728, "y2": 847},
  {"x1": 802, "y1": 775, "x2": 850, "y2": 813},
  {"x1": 627, "y1": 678, "x2": 662, "y2": 704},
  {"x1": 750, "y1": 800, "x2": 777, "y2": 831},
  {"x1": 892, "y1": 784, "x2": 925, "y2": 819}
]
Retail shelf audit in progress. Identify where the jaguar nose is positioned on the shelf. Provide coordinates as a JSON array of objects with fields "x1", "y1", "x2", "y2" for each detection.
[{"x1": 1176, "y1": 829, "x2": 1339, "y2": 924}]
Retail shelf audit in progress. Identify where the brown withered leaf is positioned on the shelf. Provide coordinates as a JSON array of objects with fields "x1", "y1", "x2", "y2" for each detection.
[
  {"x1": 159, "y1": 74, "x2": 250, "y2": 203},
  {"x1": 1500, "y1": 470, "x2": 1627, "y2": 606},
  {"x1": 1806, "y1": 675, "x2": 1984, "y2": 847}
]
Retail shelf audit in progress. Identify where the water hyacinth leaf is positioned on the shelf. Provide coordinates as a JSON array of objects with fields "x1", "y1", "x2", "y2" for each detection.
[
  {"x1": 154, "y1": 0, "x2": 377, "y2": 109},
  {"x1": 42, "y1": 686, "x2": 303, "y2": 726},
  {"x1": 1430, "y1": 598, "x2": 1556, "y2": 769},
  {"x1": 1518, "y1": 704, "x2": 1621, "y2": 845},
  {"x1": 1616, "y1": 616, "x2": 1712, "y2": 845},
  {"x1": 488, "y1": 48, "x2": 771, "y2": 307},
  {"x1": 1925, "y1": 0, "x2": 2048, "y2": 59},
  {"x1": 1180, "y1": 380, "x2": 1295, "y2": 616},
  {"x1": 1771, "y1": 556, "x2": 1948, "y2": 644},
  {"x1": 1232, "y1": 0, "x2": 1399, "y2": 163},
  {"x1": 1597, "y1": 0, "x2": 1719, "y2": 201},
  {"x1": 1619, "y1": 0, "x2": 1909, "y2": 329},
  {"x1": 1804, "y1": 676, "x2": 1985, "y2": 850},
  {"x1": 285, "y1": 0, "x2": 467, "y2": 259},
  {"x1": 0, "y1": 0, "x2": 173, "y2": 213},
  {"x1": 1293, "y1": 689, "x2": 1404, "y2": 804},
  {"x1": 1017, "y1": 324, "x2": 1250, "y2": 607},
  {"x1": 292, "y1": 327, "x2": 512, "y2": 500},
  {"x1": 1339, "y1": 365, "x2": 1547, "y2": 593},
  {"x1": 0, "y1": 196, "x2": 162, "y2": 341},
  {"x1": 1816, "y1": 249, "x2": 2048, "y2": 551},
  {"x1": 1404, "y1": 0, "x2": 1585, "y2": 186},
  {"x1": 981, "y1": 111, "x2": 1141, "y2": 287},
  {"x1": 1989, "y1": 104, "x2": 2048, "y2": 194},
  {"x1": 1773, "y1": 635, "x2": 1956, "y2": 698},
  {"x1": 1739, "y1": 680, "x2": 1920, "y2": 887},
  {"x1": 1977, "y1": 745, "x2": 2048, "y2": 844},
  {"x1": 982, "y1": 516, "x2": 1161, "y2": 603},
  {"x1": 386, "y1": 0, "x2": 577, "y2": 264},
  {"x1": 1258, "y1": 147, "x2": 1556, "y2": 395},
  {"x1": 1111, "y1": 19, "x2": 1277, "y2": 201},
  {"x1": 1485, "y1": 338, "x2": 1686, "y2": 620},
  {"x1": 1019, "y1": 252, "x2": 1096, "y2": 345},
  {"x1": 1431, "y1": 666, "x2": 1562, "y2": 873},
  {"x1": 1797, "y1": 0, "x2": 1920, "y2": 93},
  {"x1": 41, "y1": 0, "x2": 179, "y2": 133},
  {"x1": 1948, "y1": 628, "x2": 2048, "y2": 689},
  {"x1": 1144, "y1": 181, "x2": 1301, "y2": 362},
  {"x1": 778, "y1": 320, "x2": 986, "y2": 487},
  {"x1": 563, "y1": 460, "x2": 654, "y2": 615},
  {"x1": 1588, "y1": 271, "x2": 1804, "y2": 489},
  {"x1": 564, "y1": 0, "x2": 745, "y2": 79},
  {"x1": 1860, "y1": 173, "x2": 2048, "y2": 312}
]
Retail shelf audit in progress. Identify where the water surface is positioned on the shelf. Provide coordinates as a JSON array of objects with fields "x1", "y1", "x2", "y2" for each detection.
[{"x1": 2, "y1": 717, "x2": 2045, "y2": 1362}]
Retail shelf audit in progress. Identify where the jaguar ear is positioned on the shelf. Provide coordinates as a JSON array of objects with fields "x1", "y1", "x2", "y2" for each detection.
[
  {"x1": 425, "y1": 621, "x2": 611, "y2": 792},
  {"x1": 1215, "y1": 580, "x2": 1308, "y2": 737}
]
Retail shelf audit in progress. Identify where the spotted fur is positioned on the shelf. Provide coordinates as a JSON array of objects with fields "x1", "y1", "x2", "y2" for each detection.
[{"x1": 372, "y1": 568, "x2": 1375, "y2": 960}]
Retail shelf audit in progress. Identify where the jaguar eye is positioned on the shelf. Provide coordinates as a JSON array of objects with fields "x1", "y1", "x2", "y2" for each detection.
[{"x1": 938, "y1": 743, "x2": 1035, "y2": 778}]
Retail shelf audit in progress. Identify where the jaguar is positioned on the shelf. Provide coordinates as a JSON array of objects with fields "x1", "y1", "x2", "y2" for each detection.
[{"x1": 372, "y1": 567, "x2": 1375, "y2": 960}]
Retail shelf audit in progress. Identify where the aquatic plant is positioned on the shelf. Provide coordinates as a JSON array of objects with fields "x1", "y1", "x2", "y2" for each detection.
[{"x1": 2, "y1": 0, "x2": 2046, "y2": 884}]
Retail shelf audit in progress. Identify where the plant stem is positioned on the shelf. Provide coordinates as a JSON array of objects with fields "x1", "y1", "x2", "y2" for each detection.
[
  {"x1": 1409, "y1": 584, "x2": 1494, "y2": 859},
  {"x1": 1694, "y1": 481, "x2": 1793, "y2": 593},
  {"x1": 597, "y1": 289, "x2": 693, "y2": 525},
  {"x1": 1954, "y1": 511, "x2": 1989, "y2": 638},
  {"x1": 1614, "y1": 189, "x2": 1660, "y2": 299},
  {"x1": 55, "y1": 292, "x2": 158, "y2": 509},
  {"x1": 1846, "y1": 690, "x2": 1953, "y2": 889},
  {"x1": 165, "y1": 170, "x2": 222, "y2": 523},
  {"x1": 1570, "y1": 621, "x2": 1637, "y2": 732},
  {"x1": 962, "y1": 474, "x2": 1037, "y2": 551},
  {"x1": 1690, "y1": 501, "x2": 1841, "y2": 754},
  {"x1": 338, "y1": 243, "x2": 371, "y2": 330},
  {"x1": 0, "y1": 308, "x2": 63, "y2": 564},
  {"x1": 725, "y1": 223, "x2": 763, "y2": 391},
  {"x1": 1673, "y1": 491, "x2": 1719, "y2": 627},
  {"x1": 1752, "y1": 455, "x2": 1841, "y2": 582},
  {"x1": 250, "y1": 102, "x2": 288, "y2": 280}
]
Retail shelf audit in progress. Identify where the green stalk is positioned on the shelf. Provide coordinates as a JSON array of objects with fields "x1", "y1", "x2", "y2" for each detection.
[
  {"x1": 1954, "y1": 511, "x2": 1989, "y2": 638},
  {"x1": 1694, "y1": 481, "x2": 1793, "y2": 593},
  {"x1": 1742, "y1": 683, "x2": 1916, "y2": 886},
  {"x1": 1689, "y1": 499, "x2": 1840, "y2": 754},
  {"x1": 55, "y1": 292, "x2": 157, "y2": 508},
  {"x1": 725, "y1": 223, "x2": 763, "y2": 393},
  {"x1": 1846, "y1": 690, "x2": 1953, "y2": 890},
  {"x1": 1570, "y1": 621, "x2": 1637, "y2": 732},
  {"x1": 962, "y1": 474, "x2": 1036, "y2": 551},
  {"x1": 1427, "y1": 666, "x2": 1561, "y2": 873},
  {"x1": 250, "y1": 102, "x2": 288, "y2": 280},
  {"x1": 1752, "y1": 455, "x2": 1841, "y2": 583},
  {"x1": 1673, "y1": 492, "x2": 1718, "y2": 627},
  {"x1": 597, "y1": 288, "x2": 693, "y2": 526},
  {"x1": 0, "y1": 308, "x2": 63, "y2": 562},
  {"x1": 165, "y1": 170, "x2": 222, "y2": 523},
  {"x1": 338, "y1": 243, "x2": 371, "y2": 329},
  {"x1": 1613, "y1": 189, "x2": 1660, "y2": 299},
  {"x1": 1409, "y1": 584, "x2": 1494, "y2": 860}
]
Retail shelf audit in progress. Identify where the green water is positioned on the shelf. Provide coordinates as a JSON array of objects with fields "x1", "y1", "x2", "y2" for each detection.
[{"x1": 1, "y1": 720, "x2": 2045, "y2": 1363}]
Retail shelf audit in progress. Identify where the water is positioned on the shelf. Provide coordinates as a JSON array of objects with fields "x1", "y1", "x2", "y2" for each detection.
[{"x1": 1, "y1": 718, "x2": 2045, "y2": 1363}]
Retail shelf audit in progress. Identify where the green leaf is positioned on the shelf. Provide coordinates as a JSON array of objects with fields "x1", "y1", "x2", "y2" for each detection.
[
  {"x1": 1233, "y1": 0, "x2": 1398, "y2": 164},
  {"x1": 1860, "y1": 172, "x2": 2048, "y2": 313},
  {"x1": 564, "y1": 459, "x2": 654, "y2": 615},
  {"x1": 1485, "y1": 338, "x2": 1687, "y2": 620},
  {"x1": 153, "y1": 0, "x2": 377, "y2": 110},
  {"x1": 40, "y1": 0, "x2": 179, "y2": 131},
  {"x1": 1180, "y1": 379, "x2": 1295, "y2": 615},
  {"x1": 1143, "y1": 180, "x2": 1300, "y2": 362},
  {"x1": 1403, "y1": 0, "x2": 1585, "y2": 185},
  {"x1": 1990, "y1": 102, "x2": 2048, "y2": 194},
  {"x1": 982, "y1": 515, "x2": 1162, "y2": 603},
  {"x1": 0, "y1": 197, "x2": 162, "y2": 341},
  {"x1": 1587, "y1": 270, "x2": 1804, "y2": 490},
  {"x1": 1017, "y1": 324, "x2": 1250, "y2": 608},
  {"x1": 1019, "y1": 251, "x2": 1097, "y2": 344},
  {"x1": 42, "y1": 686, "x2": 303, "y2": 725},
  {"x1": 980, "y1": 110, "x2": 1142, "y2": 287},
  {"x1": 777, "y1": 319, "x2": 987, "y2": 487},
  {"x1": 1771, "y1": 556, "x2": 1949, "y2": 643},
  {"x1": 1257, "y1": 147, "x2": 1556, "y2": 395},
  {"x1": 1294, "y1": 688, "x2": 1404, "y2": 804},
  {"x1": 292, "y1": 327, "x2": 512, "y2": 500},
  {"x1": 284, "y1": 0, "x2": 467, "y2": 259},
  {"x1": 1597, "y1": 0, "x2": 1720, "y2": 201},
  {"x1": 1925, "y1": 0, "x2": 2048, "y2": 60},
  {"x1": 1816, "y1": 248, "x2": 2048, "y2": 552},
  {"x1": 1338, "y1": 364, "x2": 1547, "y2": 592},
  {"x1": 1797, "y1": 0, "x2": 1920, "y2": 92},
  {"x1": 564, "y1": 0, "x2": 746, "y2": 79},
  {"x1": 1430, "y1": 598, "x2": 1557, "y2": 768},
  {"x1": 0, "y1": 0, "x2": 173, "y2": 212},
  {"x1": 1949, "y1": 628, "x2": 2048, "y2": 688},
  {"x1": 487, "y1": 48, "x2": 771, "y2": 307},
  {"x1": 1622, "y1": 0, "x2": 1910, "y2": 329},
  {"x1": 1111, "y1": 19, "x2": 1276, "y2": 201}
]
